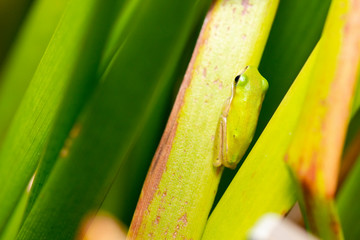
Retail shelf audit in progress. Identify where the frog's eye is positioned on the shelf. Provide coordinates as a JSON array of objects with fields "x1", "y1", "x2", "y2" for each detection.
[
  {"x1": 234, "y1": 75, "x2": 240, "y2": 84},
  {"x1": 261, "y1": 77, "x2": 269, "y2": 91},
  {"x1": 234, "y1": 74, "x2": 248, "y2": 86}
]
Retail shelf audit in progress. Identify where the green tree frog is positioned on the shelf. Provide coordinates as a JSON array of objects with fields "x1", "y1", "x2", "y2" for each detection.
[{"x1": 213, "y1": 66, "x2": 268, "y2": 169}]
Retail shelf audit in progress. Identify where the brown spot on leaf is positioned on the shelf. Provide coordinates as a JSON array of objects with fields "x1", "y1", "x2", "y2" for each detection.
[
  {"x1": 173, "y1": 224, "x2": 180, "y2": 239},
  {"x1": 60, "y1": 148, "x2": 69, "y2": 158},
  {"x1": 330, "y1": 217, "x2": 341, "y2": 236},
  {"x1": 202, "y1": 67, "x2": 207, "y2": 78},
  {"x1": 162, "y1": 190, "x2": 167, "y2": 199},
  {"x1": 70, "y1": 123, "x2": 81, "y2": 138},
  {"x1": 213, "y1": 79, "x2": 223, "y2": 89},
  {"x1": 284, "y1": 153, "x2": 289, "y2": 162},
  {"x1": 241, "y1": 0, "x2": 252, "y2": 15},
  {"x1": 154, "y1": 215, "x2": 160, "y2": 225},
  {"x1": 178, "y1": 213, "x2": 188, "y2": 226},
  {"x1": 308, "y1": 152, "x2": 318, "y2": 183},
  {"x1": 320, "y1": 99, "x2": 327, "y2": 106}
]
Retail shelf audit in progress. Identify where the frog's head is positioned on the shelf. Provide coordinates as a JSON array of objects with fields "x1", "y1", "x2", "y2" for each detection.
[{"x1": 233, "y1": 65, "x2": 268, "y2": 102}]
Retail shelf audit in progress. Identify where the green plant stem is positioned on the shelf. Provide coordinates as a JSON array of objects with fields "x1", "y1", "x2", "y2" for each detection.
[{"x1": 128, "y1": 0, "x2": 279, "y2": 239}]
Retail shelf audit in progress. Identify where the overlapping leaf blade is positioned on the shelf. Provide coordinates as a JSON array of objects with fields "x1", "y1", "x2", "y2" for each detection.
[{"x1": 18, "y1": 0, "x2": 210, "y2": 239}]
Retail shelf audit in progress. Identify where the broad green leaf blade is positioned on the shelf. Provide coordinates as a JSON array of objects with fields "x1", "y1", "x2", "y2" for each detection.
[
  {"x1": 339, "y1": 107, "x2": 360, "y2": 185},
  {"x1": 17, "y1": 0, "x2": 210, "y2": 239},
  {"x1": 0, "y1": 0, "x2": 122, "y2": 231},
  {"x1": 24, "y1": 0, "x2": 131, "y2": 219},
  {"x1": 202, "y1": 43, "x2": 320, "y2": 240},
  {"x1": 337, "y1": 107, "x2": 360, "y2": 239},
  {"x1": 352, "y1": 71, "x2": 360, "y2": 115},
  {"x1": 337, "y1": 155, "x2": 360, "y2": 239},
  {"x1": 337, "y1": 125, "x2": 360, "y2": 239},
  {"x1": 285, "y1": 0, "x2": 360, "y2": 238},
  {"x1": 0, "y1": 0, "x2": 33, "y2": 66},
  {"x1": 259, "y1": 0, "x2": 331, "y2": 128},
  {"x1": 128, "y1": 0, "x2": 279, "y2": 239},
  {"x1": 0, "y1": 0, "x2": 69, "y2": 143},
  {"x1": 0, "y1": 190, "x2": 28, "y2": 240},
  {"x1": 99, "y1": 0, "x2": 141, "y2": 73}
]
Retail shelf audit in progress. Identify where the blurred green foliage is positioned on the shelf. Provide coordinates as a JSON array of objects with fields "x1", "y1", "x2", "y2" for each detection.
[
  {"x1": 0, "y1": 0, "x2": 33, "y2": 66},
  {"x1": 0, "y1": 0, "x2": 358, "y2": 239}
]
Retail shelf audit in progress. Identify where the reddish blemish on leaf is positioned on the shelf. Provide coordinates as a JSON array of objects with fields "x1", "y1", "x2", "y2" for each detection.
[
  {"x1": 241, "y1": 0, "x2": 252, "y2": 15},
  {"x1": 203, "y1": 67, "x2": 207, "y2": 77},
  {"x1": 154, "y1": 215, "x2": 160, "y2": 225},
  {"x1": 300, "y1": 180, "x2": 318, "y2": 233},
  {"x1": 330, "y1": 217, "x2": 341, "y2": 236},
  {"x1": 178, "y1": 213, "x2": 188, "y2": 226},
  {"x1": 213, "y1": 79, "x2": 223, "y2": 89},
  {"x1": 173, "y1": 224, "x2": 180, "y2": 238},
  {"x1": 284, "y1": 154, "x2": 288, "y2": 162},
  {"x1": 162, "y1": 190, "x2": 167, "y2": 199}
]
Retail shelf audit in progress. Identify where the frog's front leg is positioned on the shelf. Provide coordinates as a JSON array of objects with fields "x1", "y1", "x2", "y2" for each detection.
[
  {"x1": 213, "y1": 115, "x2": 227, "y2": 167},
  {"x1": 213, "y1": 97, "x2": 231, "y2": 168}
]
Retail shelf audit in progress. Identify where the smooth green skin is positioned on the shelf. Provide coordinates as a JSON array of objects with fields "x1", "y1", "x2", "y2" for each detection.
[{"x1": 214, "y1": 66, "x2": 268, "y2": 169}]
